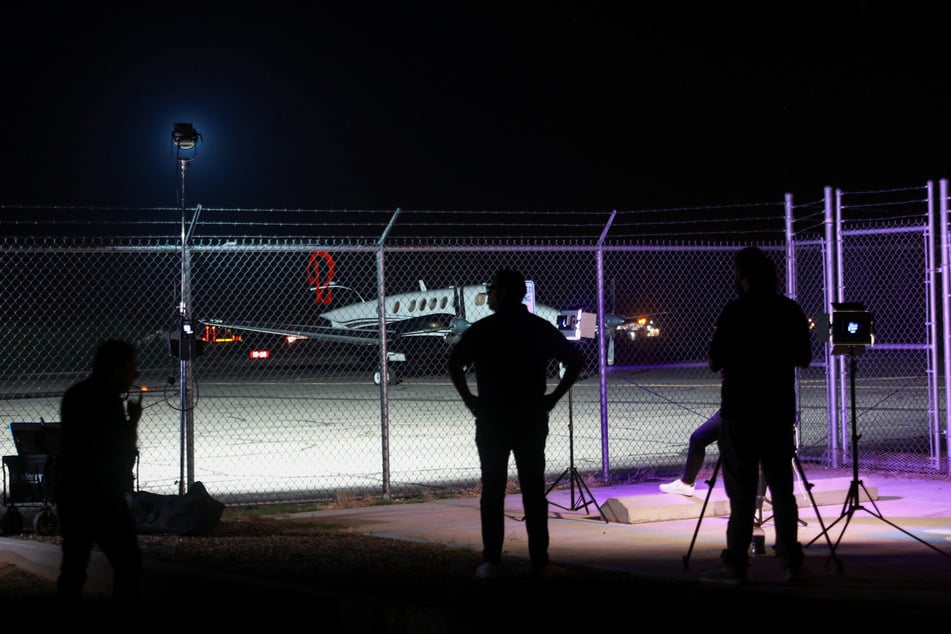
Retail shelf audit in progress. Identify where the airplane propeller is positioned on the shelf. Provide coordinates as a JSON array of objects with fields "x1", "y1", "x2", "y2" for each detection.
[
  {"x1": 445, "y1": 285, "x2": 472, "y2": 345},
  {"x1": 604, "y1": 313, "x2": 624, "y2": 366},
  {"x1": 601, "y1": 278, "x2": 662, "y2": 365},
  {"x1": 606, "y1": 279, "x2": 620, "y2": 365}
]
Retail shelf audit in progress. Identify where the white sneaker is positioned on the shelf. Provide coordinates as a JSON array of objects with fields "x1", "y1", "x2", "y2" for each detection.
[
  {"x1": 659, "y1": 479, "x2": 695, "y2": 497},
  {"x1": 475, "y1": 562, "x2": 506, "y2": 579}
]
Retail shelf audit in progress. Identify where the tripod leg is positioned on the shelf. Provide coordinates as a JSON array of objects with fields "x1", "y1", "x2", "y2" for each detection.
[
  {"x1": 793, "y1": 454, "x2": 843, "y2": 573},
  {"x1": 850, "y1": 481, "x2": 951, "y2": 559},
  {"x1": 545, "y1": 467, "x2": 570, "y2": 497},
  {"x1": 683, "y1": 456, "x2": 719, "y2": 570},
  {"x1": 567, "y1": 467, "x2": 607, "y2": 522},
  {"x1": 751, "y1": 463, "x2": 767, "y2": 555},
  {"x1": 541, "y1": 467, "x2": 573, "y2": 520},
  {"x1": 548, "y1": 466, "x2": 605, "y2": 522},
  {"x1": 824, "y1": 481, "x2": 866, "y2": 564}
]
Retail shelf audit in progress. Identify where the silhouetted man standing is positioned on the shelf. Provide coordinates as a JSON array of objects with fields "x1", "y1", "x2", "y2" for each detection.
[
  {"x1": 56, "y1": 339, "x2": 144, "y2": 603},
  {"x1": 702, "y1": 246, "x2": 812, "y2": 584},
  {"x1": 448, "y1": 268, "x2": 584, "y2": 579}
]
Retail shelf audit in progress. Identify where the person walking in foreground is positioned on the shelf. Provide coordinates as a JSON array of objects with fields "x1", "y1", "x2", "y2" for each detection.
[
  {"x1": 702, "y1": 246, "x2": 812, "y2": 585},
  {"x1": 658, "y1": 409, "x2": 722, "y2": 497},
  {"x1": 55, "y1": 339, "x2": 144, "y2": 604},
  {"x1": 448, "y1": 268, "x2": 584, "y2": 579}
]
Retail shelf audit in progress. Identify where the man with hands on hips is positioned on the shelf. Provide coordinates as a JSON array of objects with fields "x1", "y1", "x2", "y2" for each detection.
[{"x1": 449, "y1": 268, "x2": 584, "y2": 579}]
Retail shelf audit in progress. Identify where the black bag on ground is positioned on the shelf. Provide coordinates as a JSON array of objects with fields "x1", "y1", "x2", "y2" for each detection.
[{"x1": 131, "y1": 481, "x2": 225, "y2": 536}]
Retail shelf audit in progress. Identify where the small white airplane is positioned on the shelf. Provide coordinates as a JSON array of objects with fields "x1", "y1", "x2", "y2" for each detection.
[{"x1": 199, "y1": 280, "x2": 659, "y2": 384}]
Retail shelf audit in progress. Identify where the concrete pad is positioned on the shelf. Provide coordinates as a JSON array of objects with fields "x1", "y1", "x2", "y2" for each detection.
[{"x1": 599, "y1": 477, "x2": 878, "y2": 524}]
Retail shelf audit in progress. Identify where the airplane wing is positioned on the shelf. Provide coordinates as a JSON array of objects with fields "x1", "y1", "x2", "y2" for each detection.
[
  {"x1": 198, "y1": 318, "x2": 379, "y2": 346},
  {"x1": 198, "y1": 314, "x2": 456, "y2": 347}
]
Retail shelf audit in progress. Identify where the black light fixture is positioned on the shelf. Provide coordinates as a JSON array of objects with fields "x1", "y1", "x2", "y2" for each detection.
[{"x1": 172, "y1": 122, "x2": 200, "y2": 151}]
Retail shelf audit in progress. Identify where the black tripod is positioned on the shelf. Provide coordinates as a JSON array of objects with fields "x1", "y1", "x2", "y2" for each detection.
[
  {"x1": 806, "y1": 346, "x2": 951, "y2": 560},
  {"x1": 683, "y1": 451, "x2": 839, "y2": 570},
  {"x1": 546, "y1": 387, "x2": 605, "y2": 521}
]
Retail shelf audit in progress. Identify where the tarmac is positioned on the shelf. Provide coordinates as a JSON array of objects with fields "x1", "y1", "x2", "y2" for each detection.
[{"x1": 2, "y1": 469, "x2": 951, "y2": 630}]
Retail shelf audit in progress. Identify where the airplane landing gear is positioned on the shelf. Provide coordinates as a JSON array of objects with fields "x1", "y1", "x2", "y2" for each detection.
[{"x1": 373, "y1": 367, "x2": 400, "y2": 385}]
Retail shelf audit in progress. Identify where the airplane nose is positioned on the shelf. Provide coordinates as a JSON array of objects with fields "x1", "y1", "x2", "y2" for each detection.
[{"x1": 604, "y1": 314, "x2": 625, "y2": 330}]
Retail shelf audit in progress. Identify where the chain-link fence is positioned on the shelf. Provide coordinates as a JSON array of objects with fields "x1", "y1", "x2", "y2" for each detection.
[
  {"x1": 1, "y1": 182, "x2": 948, "y2": 506},
  {"x1": 821, "y1": 184, "x2": 943, "y2": 475}
]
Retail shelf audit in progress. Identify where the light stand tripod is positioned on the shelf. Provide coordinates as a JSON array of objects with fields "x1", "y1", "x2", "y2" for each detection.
[
  {"x1": 546, "y1": 387, "x2": 605, "y2": 521},
  {"x1": 683, "y1": 451, "x2": 839, "y2": 570},
  {"x1": 806, "y1": 345, "x2": 951, "y2": 560},
  {"x1": 172, "y1": 122, "x2": 202, "y2": 497}
]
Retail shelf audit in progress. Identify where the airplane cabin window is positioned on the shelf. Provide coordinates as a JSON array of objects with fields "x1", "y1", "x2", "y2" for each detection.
[
  {"x1": 393, "y1": 301, "x2": 400, "y2": 313},
  {"x1": 475, "y1": 292, "x2": 487, "y2": 306},
  {"x1": 440, "y1": 297, "x2": 448, "y2": 309},
  {"x1": 408, "y1": 300, "x2": 417, "y2": 312},
  {"x1": 428, "y1": 298, "x2": 437, "y2": 309}
]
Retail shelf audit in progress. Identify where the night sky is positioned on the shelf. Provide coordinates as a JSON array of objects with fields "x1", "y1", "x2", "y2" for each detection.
[{"x1": 2, "y1": 3, "x2": 949, "y2": 212}]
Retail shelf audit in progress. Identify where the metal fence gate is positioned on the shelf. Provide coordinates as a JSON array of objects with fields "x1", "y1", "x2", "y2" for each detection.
[{"x1": 821, "y1": 184, "x2": 944, "y2": 474}]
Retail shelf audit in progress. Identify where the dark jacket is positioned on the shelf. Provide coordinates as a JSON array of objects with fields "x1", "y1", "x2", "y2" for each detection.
[
  {"x1": 56, "y1": 376, "x2": 138, "y2": 501},
  {"x1": 449, "y1": 304, "x2": 581, "y2": 423},
  {"x1": 709, "y1": 289, "x2": 812, "y2": 424}
]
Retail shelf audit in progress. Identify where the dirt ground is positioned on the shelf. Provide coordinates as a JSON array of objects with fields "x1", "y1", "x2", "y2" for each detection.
[{"x1": 0, "y1": 508, "x2": 943, "y2": 630}]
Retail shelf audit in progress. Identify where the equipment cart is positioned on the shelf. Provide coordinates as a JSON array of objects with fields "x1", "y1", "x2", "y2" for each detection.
[{"x1": 1, "y1": 421, "x2": 61, "y2": 536}]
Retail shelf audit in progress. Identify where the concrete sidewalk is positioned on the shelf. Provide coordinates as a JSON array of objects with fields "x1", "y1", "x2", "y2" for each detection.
[
  {"x1": 276, "y1": 471, "x2": 951, "y2": 616},
  {"x1": 1, "y1": 470, "x2": 950, "y2": 627},
  {"x1": 293, "y1": 472, "x2": 951, "y2": 558}
]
